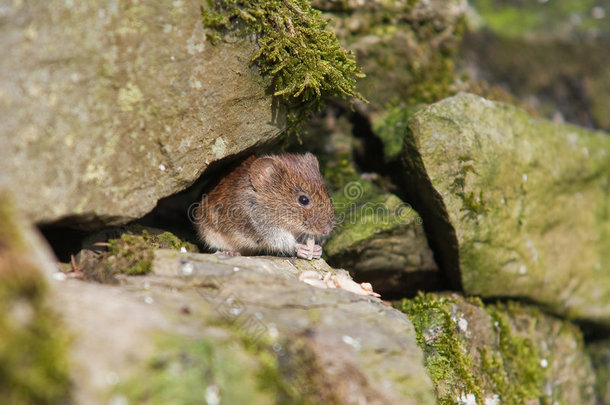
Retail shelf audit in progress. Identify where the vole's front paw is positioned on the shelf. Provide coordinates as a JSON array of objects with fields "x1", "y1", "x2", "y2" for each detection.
[{"x1": 296, "y1": 243, "x2": 322, "y2": 260}]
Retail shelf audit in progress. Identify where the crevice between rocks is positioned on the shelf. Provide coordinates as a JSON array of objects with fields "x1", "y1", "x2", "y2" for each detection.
[
  {"x1": 389, "y1": 131, "x2": 463, "y2": 292},
  {"x1": 340, "y1": 102, "x2": 463, "y2": 293}
]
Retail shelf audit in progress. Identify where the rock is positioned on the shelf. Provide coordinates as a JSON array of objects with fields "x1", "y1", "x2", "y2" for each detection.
[
  {"x1": 52, "y1": 250, "x2": 436, "y2": 404},
  {"x1": 0, "y1": 194, "x2": 71, "y2": 403},
  {"x1": 318, "y1": 0, "x2": 468, "y2": 113},
  {"x1": 0, "y1": 0, "x2": 285, "y2": 229},
  {"x1": 395, "y1": 93, "x2": 610, "y2": 323},
  {"x1": 462, "y1": 0, "x2": 610, "y2": 131},
  {"x1": 325, "y1": 178, "x2": 438, "y2": 296},
  {"x1": 401, "y1": 293, "x2": 598, "y2": 404}
]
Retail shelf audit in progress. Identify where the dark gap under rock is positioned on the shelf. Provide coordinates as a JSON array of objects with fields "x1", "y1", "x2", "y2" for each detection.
[
  {"x1": 38, "y1": 225, "x2": 91, "y2": 263},
  {"x1": 37, "y1": 152, "x2": 255, "y2": 261}
]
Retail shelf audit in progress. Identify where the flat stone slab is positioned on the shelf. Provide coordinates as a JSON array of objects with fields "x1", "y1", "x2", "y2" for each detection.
[{"x1": 52, "y1": 251, "x2": 436, "y2": 404}]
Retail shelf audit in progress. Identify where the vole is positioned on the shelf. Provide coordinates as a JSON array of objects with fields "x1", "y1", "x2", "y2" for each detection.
[{"x1": 195, "y1": 153, "x2": 335, "y2": 260}]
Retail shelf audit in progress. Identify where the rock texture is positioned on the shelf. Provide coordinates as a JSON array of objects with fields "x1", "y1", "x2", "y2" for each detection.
[
  {"x1": 0, "y1": 0, "x2": 285, "y2": 229},
  {"x1": 53, "y1": 251, "x2": 436, "y2": 404},
  {"x1": 396, "y1": 93, "x2": 610, "y2": 323}
]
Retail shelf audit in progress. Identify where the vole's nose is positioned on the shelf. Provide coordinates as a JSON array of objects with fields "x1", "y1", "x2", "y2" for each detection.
[{"x1": 321, "y1": 223, "x2": 334, "y2": 235}]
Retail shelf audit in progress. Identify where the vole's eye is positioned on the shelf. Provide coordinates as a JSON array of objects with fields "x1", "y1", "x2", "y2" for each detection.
[{"x1": 298, "y1": 195, "x2": 310, "y2": 206}]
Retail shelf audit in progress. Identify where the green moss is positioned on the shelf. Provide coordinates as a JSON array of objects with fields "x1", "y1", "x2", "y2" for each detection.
[
  {"x1": 325, "y1": 191, "x2": 419, "y2": 256},
  {"x1": 0, "y1": 195, "x2": 71, "y2": 404},
  {"x1": 401, "y1": 293, "x2": 483, "y2": 404},
  {"x1": 481, "y1": 304, "x2": 544, "y2": 404},
  {"x1": 400, "y1": 294, "x2": 547, "y2": 405},
  {"x1": 155, "y1": 232, "x2": 198, "y2": 252},
  {"x1": 104, "y1": 229, "x2": 198, "y2": 277},
  {"x1": 107, "y1": 232, "x2": 154, "y2": 275},
  {"x1": 201, "y1": 0, "x2": 365, "y2": 131}
]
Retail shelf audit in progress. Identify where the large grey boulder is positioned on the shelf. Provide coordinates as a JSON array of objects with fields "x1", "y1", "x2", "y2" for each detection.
[
  {"x1": 395, "y1": 93, "x2": 610, "y2": 323},
  {"x1": 53, "y1": 251, "x2": 436, "y2": 404},
  {"x1": 0, "y1": 0, "x2": 284, "y2": 229}
]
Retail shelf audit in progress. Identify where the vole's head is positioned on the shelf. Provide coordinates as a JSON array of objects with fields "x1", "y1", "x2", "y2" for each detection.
[{"x1": 249, "y1": 153, "x2": 335, "y2": 238}]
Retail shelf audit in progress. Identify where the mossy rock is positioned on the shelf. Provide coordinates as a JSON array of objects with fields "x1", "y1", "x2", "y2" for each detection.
[
  {"x1": 464, "y1": 0, "x2": 610, "y2": 131},
  {"x1": 77, "y1": 226, "x2": 199, "y2": 282},
  {"x1": 319, "y1": 144, "x2": 437, "y2": 295},
  {"x1": 0, "y1": 194, "x2": 71, "y2": 404},
  {"x1": 325, "y1": 176, "x2": 438, "y2": 295},
  {"x1": 320, "y1": 0, "x2": 468, "y2": 111},
  {"x1": 395, "y1": 92, "x2": 610, "y2": 324},
  {"x1": 54, "y1": 250, "x2": 436, "y2": 404},
  {"x1": 0, "y1": 0, "x2": 285, "y2": 229},
  {"x1": 400, "y1": 293, "x2": 597, "y2": 405},
  {"x1": 201, "y1": 0, "x2": 365, "y2": 132}
]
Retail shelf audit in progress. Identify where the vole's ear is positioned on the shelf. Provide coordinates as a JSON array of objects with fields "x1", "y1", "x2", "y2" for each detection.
[
  {"x1": 249, "y1": 157, "x2": 282, "y2": 190},
  {"x1": 303, "y1": 153, "x2": 320, "y2": 169}
]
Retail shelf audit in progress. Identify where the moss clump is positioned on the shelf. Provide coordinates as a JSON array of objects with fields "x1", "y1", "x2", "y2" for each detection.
[
  {"x1": 401, "y1": 293, "x2": 483, "y2": 404},
  {"x1": 154, "y1": 231, "x2": 199, "y2": 253},
  {"x1": 104, "y1": 230, "x2": 197, "y2": 276},
  {"x1": 82, "y1": 228, "x2": 198, "y2": 282},
  {"x1": 480, "y1": 304, "x2": 544, "y2": 405},
  {"x1": 106, "y1": 232, "x2": 155, "y2": 275},
  {"x1": 0, "y1": 195, "x2": 71, "y2": 404},
  {"x1": 201, "y1": 0, "x2": 365, "y2": 130},
  {"x1": 400, "y1": 293, "x2": 546, "y2": 405}
]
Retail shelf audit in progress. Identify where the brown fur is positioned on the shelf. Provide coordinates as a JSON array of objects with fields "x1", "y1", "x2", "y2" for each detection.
[{"x1": 195, "y1": 153, "x2": 335, "y2": 256}]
